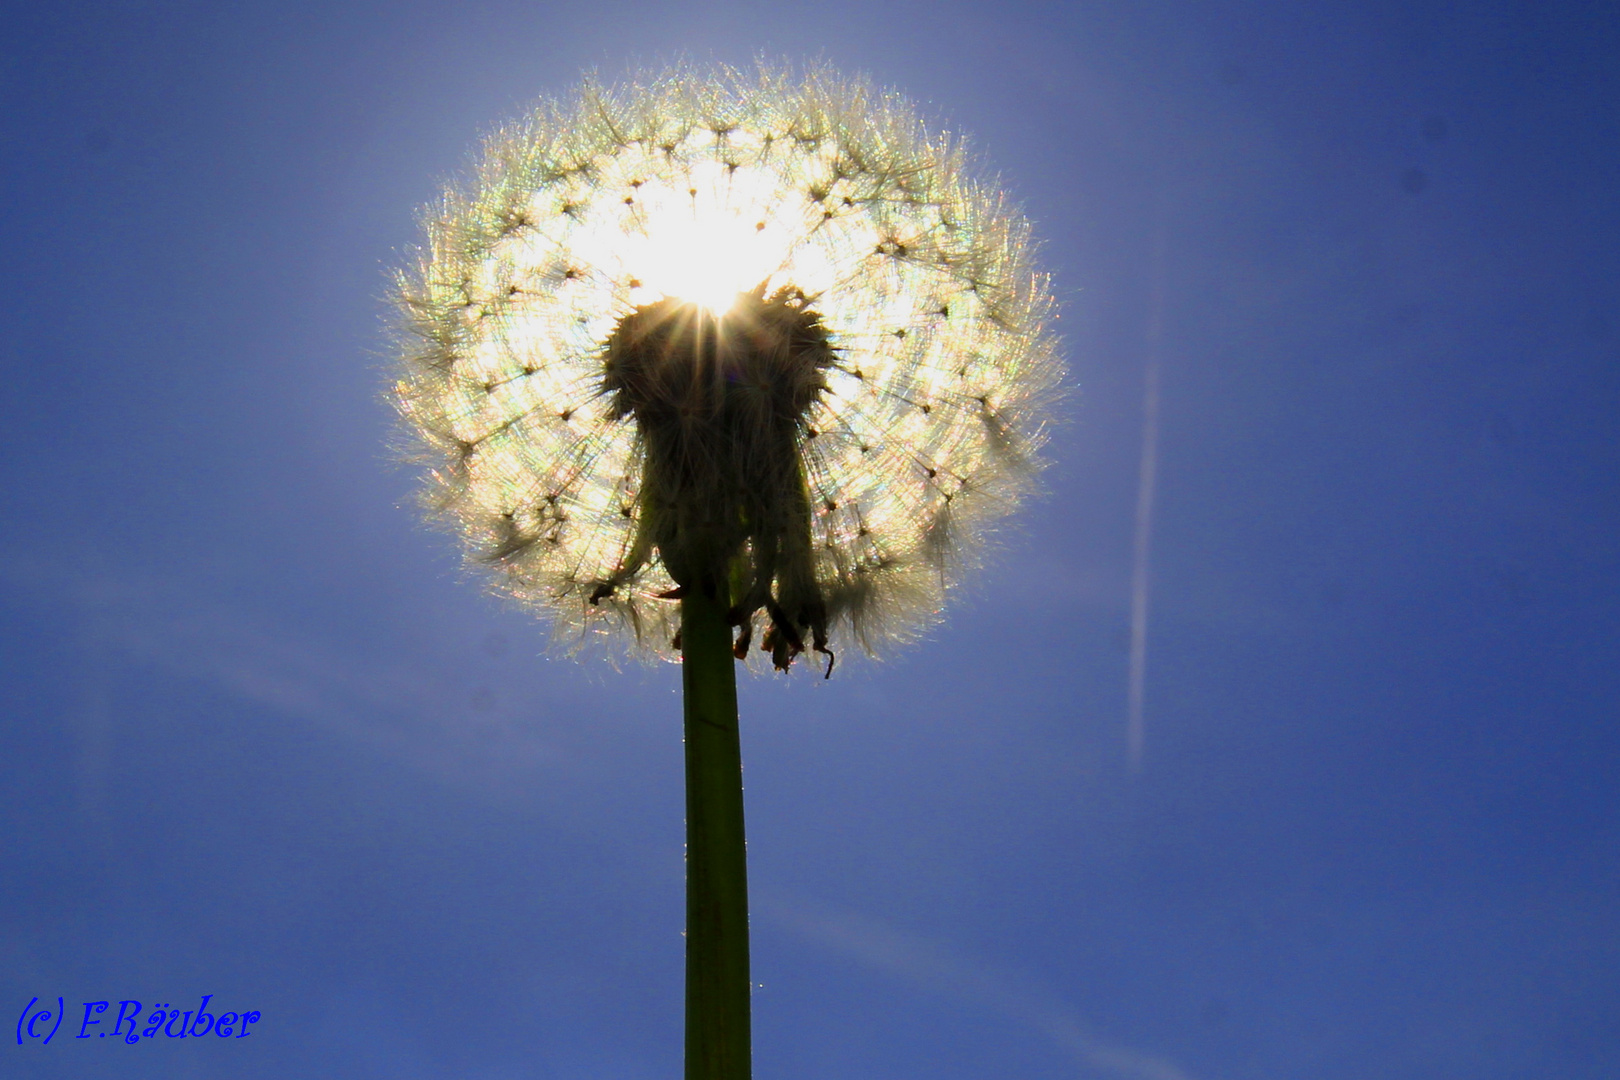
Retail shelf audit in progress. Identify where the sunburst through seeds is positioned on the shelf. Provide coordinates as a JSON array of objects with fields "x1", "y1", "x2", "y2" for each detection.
[{"x1": 393, "y1": 63, "x2": 1062, "y2": 668}]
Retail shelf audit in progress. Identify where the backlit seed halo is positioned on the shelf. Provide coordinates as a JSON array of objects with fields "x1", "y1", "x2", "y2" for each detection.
[{"x1": 393, "y1": 62, "x2": 1063, "y2": 666}]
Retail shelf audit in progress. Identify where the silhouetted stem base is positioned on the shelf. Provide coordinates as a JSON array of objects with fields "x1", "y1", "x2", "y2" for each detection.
[{"x1": 682, "y1": 586, "x2": 751, "y2": 1080}]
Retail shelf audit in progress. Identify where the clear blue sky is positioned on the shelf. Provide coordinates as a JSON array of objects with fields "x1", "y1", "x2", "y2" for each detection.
[{"x1": 2, "y1": 2, "x2": 1616, "y2": 1078}]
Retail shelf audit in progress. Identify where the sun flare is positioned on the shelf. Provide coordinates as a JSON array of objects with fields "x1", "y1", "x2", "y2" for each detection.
[{"x1": 616, "y1": 162, "x2": 792, "y2": 314}]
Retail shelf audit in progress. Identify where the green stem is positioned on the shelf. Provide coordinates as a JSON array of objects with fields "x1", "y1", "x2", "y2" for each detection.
[{"x1": 681, "y1": 585, "x2": 751, "y2": 1080}]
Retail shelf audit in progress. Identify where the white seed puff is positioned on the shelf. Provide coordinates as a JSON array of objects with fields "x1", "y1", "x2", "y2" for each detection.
[{"x1": 393, "y1": 63, "x2": 1063, "y2": 667}]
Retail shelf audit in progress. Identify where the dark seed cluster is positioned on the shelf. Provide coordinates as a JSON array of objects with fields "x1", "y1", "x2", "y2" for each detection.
[{"x1": 596, "y1": 290, "x2": 836, "y2": 672}]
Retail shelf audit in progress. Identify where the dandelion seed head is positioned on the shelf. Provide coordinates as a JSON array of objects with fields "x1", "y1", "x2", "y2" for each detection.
[{"x1": 393, "y1": 62, "x2": 1063, "y2": 667}]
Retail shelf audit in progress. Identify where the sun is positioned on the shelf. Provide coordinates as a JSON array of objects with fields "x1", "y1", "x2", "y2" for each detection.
[
  {"x1": 570, "y1": 157, "x2": 795, "y2": 316},
  {"x1": 626, "y1": 163, "x2": 789, "y2": 314}
]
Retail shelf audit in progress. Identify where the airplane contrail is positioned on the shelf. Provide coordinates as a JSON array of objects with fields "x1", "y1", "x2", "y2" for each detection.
[
  {"x1": 765, "y1": 894, "x2": 1199, "y2": 1080},
  {"x1": 1128, "y1": 227, "x2": 1166, "y2": 772}
]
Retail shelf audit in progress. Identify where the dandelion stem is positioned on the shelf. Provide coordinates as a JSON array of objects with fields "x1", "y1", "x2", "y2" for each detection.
[{"x1": 681, "y1": 584, "x2": 751, "y2": 1080}]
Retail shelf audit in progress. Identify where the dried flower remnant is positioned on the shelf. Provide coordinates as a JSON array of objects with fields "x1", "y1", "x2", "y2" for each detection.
[{"x1": 393, "y1": 64, "x2": 1062, "y2": 670}]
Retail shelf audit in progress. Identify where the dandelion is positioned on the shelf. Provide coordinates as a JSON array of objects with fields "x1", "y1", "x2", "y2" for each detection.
[{"x1": 391, "y1": 62, "x2": 1061, "y2": 1079}]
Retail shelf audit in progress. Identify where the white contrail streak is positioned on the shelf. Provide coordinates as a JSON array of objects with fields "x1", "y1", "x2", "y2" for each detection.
[
  {"x1": 1128, "y1": 229, "x2": 1165, "y2": 772},
  {"x1": 765, "y1": 895, "x2": 1199, "y2": 1080}
]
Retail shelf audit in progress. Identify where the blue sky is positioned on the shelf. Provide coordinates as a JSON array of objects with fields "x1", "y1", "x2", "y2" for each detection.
[{"x1": 2, "y1": 2, "x2": 1616, "y2": 1078}]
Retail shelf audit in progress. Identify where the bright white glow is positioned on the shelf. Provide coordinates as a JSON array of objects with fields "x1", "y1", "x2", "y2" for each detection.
[{"x1": 625, "y1": 165, "x2": 786, "y2": 314}]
